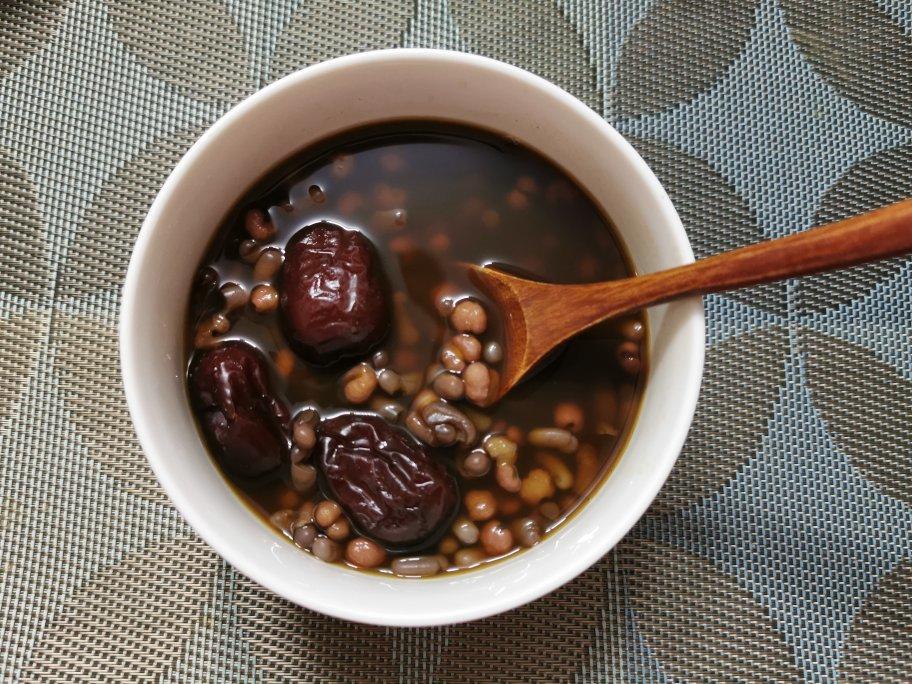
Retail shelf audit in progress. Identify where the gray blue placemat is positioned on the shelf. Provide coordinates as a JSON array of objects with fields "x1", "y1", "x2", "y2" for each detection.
[{"x1": 0, "y1": 1, "x2": 909, "y2": 681}]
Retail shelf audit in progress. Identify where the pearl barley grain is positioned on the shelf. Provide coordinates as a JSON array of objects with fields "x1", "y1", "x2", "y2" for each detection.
[{"x1": 392, "y1": 556, "x2": 441, "y2": 577}]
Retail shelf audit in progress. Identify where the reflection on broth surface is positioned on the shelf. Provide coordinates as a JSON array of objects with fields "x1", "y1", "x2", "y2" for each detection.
[{"x1": 187, "y1": 122, "x2": 646, "y2": 576}]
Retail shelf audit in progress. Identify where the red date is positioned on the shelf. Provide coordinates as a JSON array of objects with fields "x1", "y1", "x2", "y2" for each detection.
[
  {"x1": 281, "y1": 222, "x2": 389, "y2": 365},
  {"x1": 317, "y1": 413, "x2": 458, "y2": 549},
  {"x1": 190, "y1": 342, "x2": 289, "y2": 478}
]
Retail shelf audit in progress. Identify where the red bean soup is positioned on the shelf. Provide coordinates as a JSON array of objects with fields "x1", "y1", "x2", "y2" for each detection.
[{"x1": 186, "y1": 122, "x2": 646, "y2": 577}]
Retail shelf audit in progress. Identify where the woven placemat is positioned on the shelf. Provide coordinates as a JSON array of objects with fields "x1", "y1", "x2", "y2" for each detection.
[{"x1": 1, "y1": 1, "x2": 909, "y2": 681}]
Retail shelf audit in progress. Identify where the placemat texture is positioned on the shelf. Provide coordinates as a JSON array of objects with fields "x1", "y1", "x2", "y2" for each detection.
[{"x1": 0, "y1": 1, "x2": 909, "y2": 682}]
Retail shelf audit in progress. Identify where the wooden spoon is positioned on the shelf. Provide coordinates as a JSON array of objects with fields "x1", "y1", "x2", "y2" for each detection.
[{"x1": 469, "y1": 198, "x2": 912, "y2": 405}]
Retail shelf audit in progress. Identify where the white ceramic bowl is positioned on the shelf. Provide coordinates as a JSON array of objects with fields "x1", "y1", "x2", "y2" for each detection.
[{"x1": 121, "y1": 49, "x2": 704, "y2": 626}]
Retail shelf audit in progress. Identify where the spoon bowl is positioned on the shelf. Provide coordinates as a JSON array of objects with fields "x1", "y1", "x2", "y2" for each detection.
[{"x1": 473, "y1": 198, "x2": 912, "y2": 403}]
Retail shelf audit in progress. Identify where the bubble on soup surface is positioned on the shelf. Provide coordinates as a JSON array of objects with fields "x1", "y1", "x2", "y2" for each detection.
[
  {"x1": 280, "y1": 222, "x2": 389, "y2": 365},
  {"x1": 190, "y1": 342, "x2": 289, "y2": 478},
  {"x1": 316, "y1": 413, "x2": 458, "y2": 549}
]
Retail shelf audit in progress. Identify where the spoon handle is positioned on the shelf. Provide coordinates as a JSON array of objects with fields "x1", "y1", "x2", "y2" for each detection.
[{"x1": 603, "y1": 197, "x2": 912, "y2": 314}]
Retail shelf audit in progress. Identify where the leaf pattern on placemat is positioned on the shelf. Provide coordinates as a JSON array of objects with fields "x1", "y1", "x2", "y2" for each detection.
[
  {"x1": 438, "y1": 564, "x2": 606, "y2": 681},
  {"x1": 619, "y1": 537, "x2": 800, "y2": 682},
  {"x1": 800, "y1": 329, "x2": 911, "y2": 506},
  {"x1": 105, "y1": 0, "x2": 252, "y2": 104},
  {"x1": 232, "y1": 574, "x2": 400, "y2": 682},
  {"x1": 59, "y1": 130, "x2": 201, "y2": 302},
  {"x1": 631, "y1": 135, "x2": 787, "y2": 316},
  {"x1": 651, "y1": 326, "x2": 789, "y2": 513},
  {"x1": 19, "y1": 537, "x2": 217, "y2": 682},
  {"x1": 450, "y1": 0, "x2": 600, "y2": 111},
  {"x1": 52, "y1": 313, "x2": 163, "y2": 502},
  {"x1": 839, "y1": 559, "x2": 912, "y2": 684},
  {"x1": 232, "y1": 560, "x2": 610, "y2": 682},
  {"x1": 0, "y1": 148, "x2": 50, "y2": 300},
  {"x1": 797, "y1": 144, "x2": 912, "y2": 314},
  {"x1": 0, "y1": 0, "x2": 66, "y2": 79},
  {"x1": 0, "y1": 308, "x2": 43, "y2": 421},
  {"x1": 270, "y1": 0, "x2": 412, "y2": 80},
  {"x1": 616, "y1": 0, "x2": 759, "y2": 118},
  {"x1": 780, "y1": 1, "x2": 912, "y2": 128}
]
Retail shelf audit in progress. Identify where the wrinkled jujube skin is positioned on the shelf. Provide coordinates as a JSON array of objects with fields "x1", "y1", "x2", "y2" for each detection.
[
  {"x1": 190, "y1": 342, "x2": 290, "y2": 478},
  {"x1": 281, "y1": 222, "x2": 390, "y2": 365},
  {"x1": 317, "y1": 413, "x2": 458, "y2": 549}
]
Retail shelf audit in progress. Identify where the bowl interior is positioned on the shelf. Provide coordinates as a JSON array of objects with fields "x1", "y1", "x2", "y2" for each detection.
[{"x1": 121, "y1": 49, "x2": 704, "y2": 626}]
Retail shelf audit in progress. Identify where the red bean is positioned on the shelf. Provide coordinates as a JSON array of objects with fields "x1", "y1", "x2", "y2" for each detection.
[
  {"x1": 314, "y1": 500, "x2": 342, "y2": 528},
  {"x1": 480, "y1": 520, "x2": 514, "y2": 556},
  {"x1": 619, "y1": 317, "x2": 645, "y2": 342},
  {"x1": 454, "y1": 547, "x2": 486, "y2": 568},
  {"x1": 245, "y1": 208, "x2": 275, "y2": 241},
  {"x1": 253, "y1": 247, "x2": 283, "y2": 281},
  {"x1": 220, "y1": 283, "x2": 248, "y2": 312},
  {"x1": 438, "y1": 536, "x2": 459, "y2": 555},
  {"x1": 293, "y1": 418, "x2": 316, "y2": 451},
  {"x1": 292, "y1": 523, "x2": 317, "y2": 549},
  {"x1": 270, "y1": 509, "x2": 295, "y2": 534},
  {"x1": 250, "y1": 284, "x2": 279, "y2": 313},
  {"x1": 465, "y1": 490, "x2": 496, "y2": 521},
  {"x1": 377, "y1": 368, "x2": 401, "y2": 394},
  {"x1": 432, "y1": 372, "x2": 465, "y2": 400},
  {"x1": 325, "y1": 518, "x2": 351, "y2": 541},
  {"x1": 460, "y1": 449, "x2": 491, "y2": 478},
  {"x1": 294, "y1": 501, "x2": 315, "y2": 527},
  {"x1": 495, "y1": 462, "x2": 521, "y2": 493},
  {"x1": 617, "y1": 340, "x2": 641, "y2": 374},
  {"x1": 511, "y1": 517, "x2": 541, "y2": 547},
  {"x1": 342, "y1": 362, "x2": 378, "y2": 404},
  {"x1": 553, "y1": 402, "x2": 584, "y2": 432},
  {"x1": 451, "y1": 334, "x2": 481, "y2": 362},
  {"x1": 463, "y1": 362, "x2": 491, "y2": 405},
  {"x1": 312, "y1": 536, "x2": 341, "y2": 562},
  {"x1": 345, "y1": 537, "x2": 386, "y2": 568},
  {"x1": 450, "y1": 300, "x2": 487, "y2": 334},
  {"x1": 289, "y1": 463, "x2": 316, "y2": 493},
  {"x1": 439, "y1": 342, "x2": 466, "y2": 372}
]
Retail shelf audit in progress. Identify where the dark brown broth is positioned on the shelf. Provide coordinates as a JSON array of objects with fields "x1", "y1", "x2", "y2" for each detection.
[{"x1": 187, "y1": 122, "x2": 646, "y2": 574}]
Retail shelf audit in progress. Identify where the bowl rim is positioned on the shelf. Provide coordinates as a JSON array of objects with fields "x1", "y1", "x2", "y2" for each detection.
[{"x1": 120, "y1": 48, "x2": 705, "y2": 626}]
